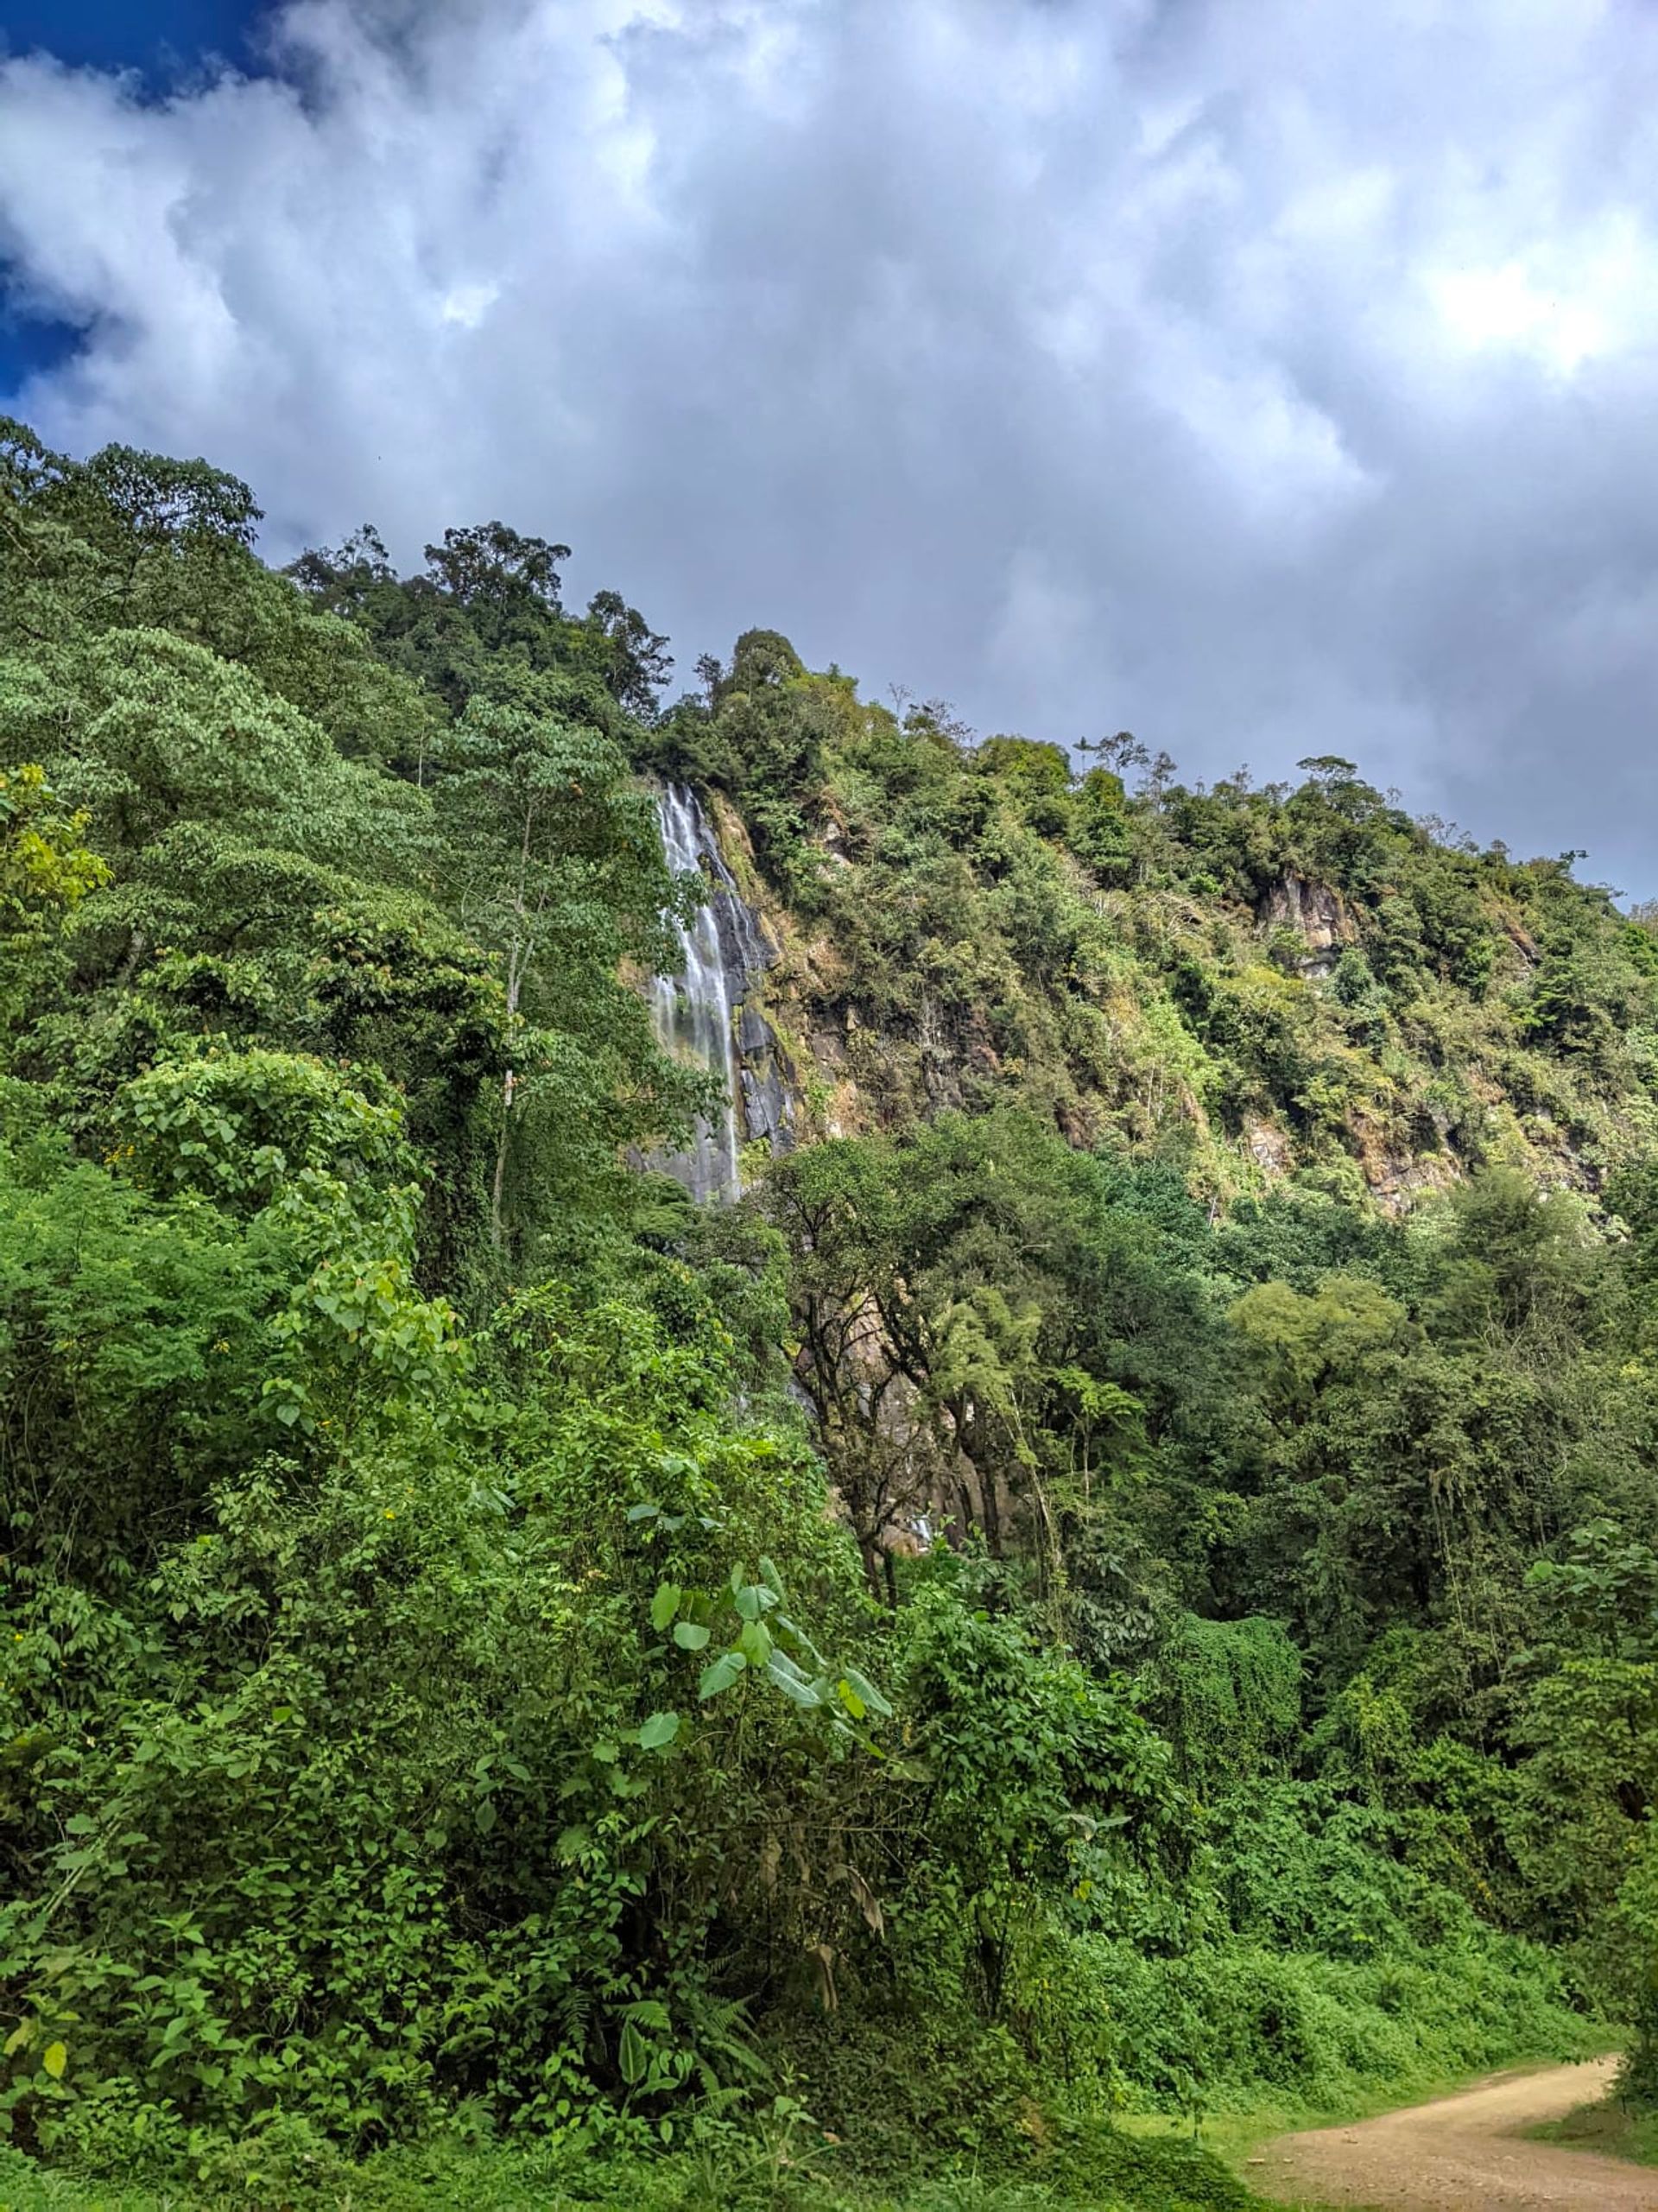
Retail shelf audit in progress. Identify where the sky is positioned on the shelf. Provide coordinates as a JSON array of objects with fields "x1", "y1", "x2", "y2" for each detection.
[{"x1": 2, "y1": 1, "x2": 1657, "y2": 895}]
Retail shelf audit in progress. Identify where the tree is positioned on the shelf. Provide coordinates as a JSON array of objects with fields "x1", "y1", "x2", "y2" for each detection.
[{"x1": 433, "y1": 687, "x2": 691, "y2": 1251}]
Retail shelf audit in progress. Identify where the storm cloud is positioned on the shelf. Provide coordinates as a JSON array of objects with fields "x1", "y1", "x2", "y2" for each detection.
[{"x1": 3, "y1": 0, "x2": 1657, "y2": 887}]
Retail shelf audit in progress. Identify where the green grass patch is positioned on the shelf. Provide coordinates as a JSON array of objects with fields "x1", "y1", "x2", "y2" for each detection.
[
  {"x1": 0, "y1": 2147, "x2": 174, "y2": 2212},
  {"x1": 1125, "y1": 2050, "x2": 1621, "y2": 2209},
  {"x1": 0, "y1": 2125, "x2": 1260, "y2": 2212},
  {"x1": 1531, "y1": 2089, "x2": 1658, "y2": 2167}
]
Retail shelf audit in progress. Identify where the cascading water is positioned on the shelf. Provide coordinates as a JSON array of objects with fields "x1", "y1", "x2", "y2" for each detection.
[{"x1": 649, "y1": 783, "x2": 768, "y2": 1202}]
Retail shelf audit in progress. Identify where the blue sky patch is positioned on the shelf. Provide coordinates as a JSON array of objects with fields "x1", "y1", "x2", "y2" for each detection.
[
  {"x1": 0, "y1": 2, "x2": 272, "y2": 394},
  {"x1": 0, "y1": 1, "x2": 269, "y2": 80},
  {"x1": 0, "y1": 299, "x2": 86, "y2": 396}
]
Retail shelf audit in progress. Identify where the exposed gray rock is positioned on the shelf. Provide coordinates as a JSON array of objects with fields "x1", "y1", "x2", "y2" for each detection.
[
  {"x1": 645, "y1": 783, "x2": 798, "y2": 1201},
  {"x1": 1259, "y1": 872, "x2": 1353, "y2": 978}
]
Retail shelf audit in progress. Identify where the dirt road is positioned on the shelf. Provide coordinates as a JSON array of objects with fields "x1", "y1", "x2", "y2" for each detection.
[{"x1": 1254, "y1": 2057, "x2": 1658, "y2": 2209}]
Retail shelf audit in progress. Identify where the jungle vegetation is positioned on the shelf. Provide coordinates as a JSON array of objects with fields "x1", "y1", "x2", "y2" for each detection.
[{"x1": 1, "y1": 414, "x2": 1655, "y2": 2209}]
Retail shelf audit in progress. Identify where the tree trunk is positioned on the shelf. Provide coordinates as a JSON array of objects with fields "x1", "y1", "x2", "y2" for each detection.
[{"x1": 490, "y1": 1068, "x2": 515, "y2": 1249}]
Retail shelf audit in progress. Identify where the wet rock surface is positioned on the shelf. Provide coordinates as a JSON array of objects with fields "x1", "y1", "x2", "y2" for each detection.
[{"x1": 647, "y1": 783, "x2": 797, "y2": 1201}]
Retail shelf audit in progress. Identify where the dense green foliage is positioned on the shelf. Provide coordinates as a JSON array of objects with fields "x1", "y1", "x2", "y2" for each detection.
[
  {"x1": 662, "y1": 667, "x2": 1658, "y2": 1203},
  {"x1": 1, "y1": 415, "x2": 1653, "y2": 2209}
]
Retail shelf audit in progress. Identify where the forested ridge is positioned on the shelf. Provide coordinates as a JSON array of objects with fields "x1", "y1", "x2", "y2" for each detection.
[{"x1": 2, "y1": 414, "x2": 1655, "y2": 2210}]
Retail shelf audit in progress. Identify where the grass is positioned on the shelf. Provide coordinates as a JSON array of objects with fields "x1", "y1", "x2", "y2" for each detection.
[
  {"x1": 1531, "y1": 2086, "x2": 1658, "y2": 2168},
  {"x1": 1120, "y1": 2045, "x2": 1630, "y2": 2212},
  {"x1": 0, "y1": 2132, "x2": 1257, "y2": 2212},
  {"x1": 1122, "y1": 2047, "x2": 1619, "y2": 2164},
  {"x1": 0, "y1": 2046, "x2": 1619, "y2": 2212},
  {"x1": 0, "y1": 2151, "x2": 175, "y2": 2212}
]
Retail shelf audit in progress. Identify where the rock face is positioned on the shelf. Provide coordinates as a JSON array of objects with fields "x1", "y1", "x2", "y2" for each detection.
[
  {"x1": 737, "y1": 998, "x2": 794, "y2": 1157},
  {"x1": 1259, "y1": 872, "x2": 1352, "y2": 977},
  {"x1": 647, "y1": 783, "x2": 797, "y2": 1201},
  {"x1": 1246, "y1": 1118, "x2": 1290, "y2": 1176},
  {"x1": 646, "y1": 795, "x2": 1615, "y2": 1224}
]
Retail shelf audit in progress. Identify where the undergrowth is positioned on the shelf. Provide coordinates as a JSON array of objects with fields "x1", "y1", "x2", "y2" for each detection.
[
  {"x1": 0, "y1": 2123, "x2": 1256, "y2": 2212},
  {"x1": 1039, "y1": 1933, "x2": 1599, "y2": 2117}
]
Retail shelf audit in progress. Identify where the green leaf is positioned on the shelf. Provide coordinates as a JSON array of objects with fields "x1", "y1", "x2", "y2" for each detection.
[
  {"x1": 841, "y1": 1665, "x2": 894, "y2": 1719},
  {"x1": 775, "y1": 1613, "x2": 827, "y2": 1668},
  {"x1": 757, "y1": 1555, "x2": 786, "y2": 1600},
  {"x1": 765, "y1": 1656, "x2": 825, "y2": 1708},
  {"x1": 41, "y1": 2043, "x2": 66, "y2": 2081},
  {"x1": 649, "y1": 1581, "x2": 682, "y2": 1633},
  {"x1": 625, "y1": 1503, "x2": 659, "y2": 1524},
  {"x1": 836, "y1": 1678, "x2": 867, "y2": 1721},
  {"x1": 637, "y1": 1710, "x2": 680, "y2": 1751},
  {"x1": 618, "y1": 2018, "x2": 648, "y2": 2087},
  {"x1": 673, "y1": 1620, "x2": 710, "y2": 1651},
  {"x1": 699, "y1": 1650, "x2": 748, "y2": 1700},
  {"x1": 737, "y1": 1618, "x2": 774, "y2": 1667},
  {"x1": 475, "y1": 1797, "x2": 497, "y2": 1835}
]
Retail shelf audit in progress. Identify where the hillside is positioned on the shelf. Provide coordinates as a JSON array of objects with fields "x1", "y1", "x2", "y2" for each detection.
[
  {"x1": 0, "y1": 416, "x2": 1654, "y2": 2211},
  {"x1": 655, "y1": 630, "x2": 1658, "y2": 1210}
]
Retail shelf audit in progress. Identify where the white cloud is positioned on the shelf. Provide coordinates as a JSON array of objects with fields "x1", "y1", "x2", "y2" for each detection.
[
  {"x1": 438, "y1": 282, "x2": 501, "y2": 330},
  {"x1": 4, "y1": 0, "x2": 1658, "y2": 887},
  {"x1": 1431, "y1": 260, "x2": 1603, "y2": 373}
]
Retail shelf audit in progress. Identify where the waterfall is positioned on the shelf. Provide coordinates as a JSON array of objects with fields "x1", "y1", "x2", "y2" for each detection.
[{"x1": 649, "y1": 783, "x2": 753, "y2": 1203}]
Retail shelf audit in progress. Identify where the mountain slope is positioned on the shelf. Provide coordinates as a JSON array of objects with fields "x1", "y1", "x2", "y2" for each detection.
[{"x1": 655, "y1": 635, "x2": 1658, "y2": 1212}]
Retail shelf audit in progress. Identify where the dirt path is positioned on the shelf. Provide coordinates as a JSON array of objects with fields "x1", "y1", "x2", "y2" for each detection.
[{"x1": 1253, "y1": 2057, "x2": 1658, "y2": 2209}]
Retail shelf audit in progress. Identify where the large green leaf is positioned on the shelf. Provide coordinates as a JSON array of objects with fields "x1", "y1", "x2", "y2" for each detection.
[
  {"x1": 765, "y1": 1652, "x2": 826, "y2": 1708},
  {"x1": 775, "y1": 1613, "x2": 826, "y2": 1668},
  {"x1": 737, "y1": 1617, "x2": 774, "y2": 1667},
  {"x1": 840, "y1": 1664, "x2": 893, "y2": 1720},
  {"x1": 699, "y1": 1650, "x2": 748, "y2": 1700}
]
